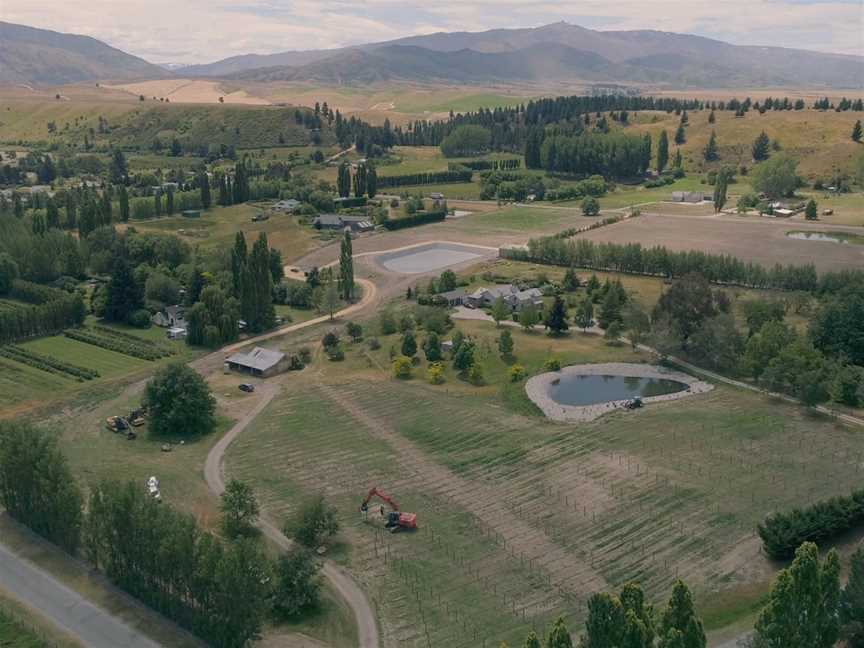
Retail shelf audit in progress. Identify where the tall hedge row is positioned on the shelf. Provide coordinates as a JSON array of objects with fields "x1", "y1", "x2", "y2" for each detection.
[
  {"x1": 383, "y1": 209, "x2": 447, "y2": 230},
  {"x1": 758, "y1": 488, "x2": 864, "y2": 559},
  {"x1": 377, "y1": 170, "x2": 472, "y2": 189},
  {"x1": 0, "y1": 280, "x2": 86, "y2": 344}
]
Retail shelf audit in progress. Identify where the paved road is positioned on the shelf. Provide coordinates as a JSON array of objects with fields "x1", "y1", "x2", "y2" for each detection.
[{"x1": 0, "y1": 541, "x2": 161, "y2": 648}]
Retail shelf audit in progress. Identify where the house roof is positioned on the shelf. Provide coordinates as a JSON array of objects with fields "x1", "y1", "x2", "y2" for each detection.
[
  {"x1": 274, "y1": 199, "x2": 300, "y2": 209},
  {"x1": 226, "y1": 347, "x2": 286, "y2": 371},
  {"x1": 439, "y1": 288, "x2": 467, "y2": 300}
]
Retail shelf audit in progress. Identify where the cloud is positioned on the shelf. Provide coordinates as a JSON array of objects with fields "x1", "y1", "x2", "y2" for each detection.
[{"x1": 3, "y1": 0, "x2": 862, "y2": 63}]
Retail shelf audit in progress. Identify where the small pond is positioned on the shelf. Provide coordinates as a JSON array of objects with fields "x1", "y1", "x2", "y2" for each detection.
[
  {"x1": 786, "y1": 231, "x2": 864, "y2": 245},
  {"x1": 548, "y1": 374, "x2": 688, "y2": 407}
]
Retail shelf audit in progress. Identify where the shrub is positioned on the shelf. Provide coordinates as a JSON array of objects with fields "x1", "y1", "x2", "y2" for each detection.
[
  {"x1": 298, "y1": 347, "x2": 312, "y2": 364},
  {"x1": 286, "y1": 494, "x2": 339, "y2": 548},
  {"x1": 368, "y1": 337, "x2": 381, "y2": 350},
  {"x1": 509, "y1": 364, "x2": 527, "y2": 382},
  {"x1": 581, "y1": 196, "x2": 600, "y2": 216},
  {"x1": 426, "y1": 362, "x2": 445, "y2": 385},
  {"x1": 544, "y1": 357, "x2": 562, "y2": 371},
  {"x1": 467, "y1": 363, "x2": 484, "y2": 386},
  {"x1": 127, "y1": 309, "x2": 152, "y2": 328},
  {"x1": 392, "y1": 355, "x2": 413, "y2": 379}
]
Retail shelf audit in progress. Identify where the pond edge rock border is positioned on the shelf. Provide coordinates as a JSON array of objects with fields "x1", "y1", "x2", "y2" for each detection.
[{"x1": 525, "y1": 362, "x2": 713, "y2": 423}]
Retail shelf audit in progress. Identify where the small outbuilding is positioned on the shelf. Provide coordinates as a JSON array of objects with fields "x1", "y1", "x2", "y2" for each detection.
[
  {"x1": 272, "y1": 199, "x2": 301, "y2": 213},
  {"x1": 313, "y1": 214, "x2": 374, "y2": 232},
  {"x1": 225, "y1": 347, "x2": 290, "y2": 378},
  {"x1": 671, "y1": 191, "x2": 704, "y2": 203}
]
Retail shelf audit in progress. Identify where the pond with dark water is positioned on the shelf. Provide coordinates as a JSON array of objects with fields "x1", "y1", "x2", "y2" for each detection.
[{"x1": 548, "y1": 374, "x2": 689, "y2": 407}]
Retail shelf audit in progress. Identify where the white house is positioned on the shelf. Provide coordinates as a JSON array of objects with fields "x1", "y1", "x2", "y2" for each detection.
[{"x1": 152, "y1": 305, "x2": 187, "y2": 329}]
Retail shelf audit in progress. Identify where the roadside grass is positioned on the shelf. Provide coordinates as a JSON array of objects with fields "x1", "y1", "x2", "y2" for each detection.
[
  {"x1": 0, "y1": 586, "x2": 82, "y2": 648},
  {"x1": 226, "y1": 314, "x2": 864, "y2": 646}
]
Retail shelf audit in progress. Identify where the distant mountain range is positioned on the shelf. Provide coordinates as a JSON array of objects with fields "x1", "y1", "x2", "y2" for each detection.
[
  {"x1": 0, "y1": 21, "x2": 165, "y2": 84},
  {"x1": 1, "y1": 20, "x2": 861, "y2": 89},
  {"x1": 212, "y1": 23, "x2": 863, "y2": 88}
]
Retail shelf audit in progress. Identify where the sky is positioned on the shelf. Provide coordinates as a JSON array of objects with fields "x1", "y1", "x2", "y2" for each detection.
[{"x1": 3, "y1": 0, "x2": 863, "y2": 64}]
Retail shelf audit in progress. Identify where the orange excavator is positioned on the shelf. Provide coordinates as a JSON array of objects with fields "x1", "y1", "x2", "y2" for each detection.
[{"x1": 360, "y1": 486, "x2": 417, "y2": 532}]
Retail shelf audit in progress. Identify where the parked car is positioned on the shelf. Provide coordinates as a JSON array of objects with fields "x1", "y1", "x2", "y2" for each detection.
[{"x1": 239, "y1": 383, "x2": 255, "y2": 393}]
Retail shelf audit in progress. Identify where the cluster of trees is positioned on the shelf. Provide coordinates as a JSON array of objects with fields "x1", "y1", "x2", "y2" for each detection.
[
  {"x1": 336, "y1": 161, "x2": 378, "y2": 198},
  {"x1": 376, "y1": 169, "x2": 472, "y2": 188},
  {"x1": 537, "y1": 133, "x2": 652, "y2": 178},
  {"x1": 0, "y1": 277, "x2": 86, "y2": 344},
  {"x1": 500, "y1": 579, "x2": 706, "y2": 648},
  {"x1": 230, "y1": 232, "x2": 278, "y2": 334}
]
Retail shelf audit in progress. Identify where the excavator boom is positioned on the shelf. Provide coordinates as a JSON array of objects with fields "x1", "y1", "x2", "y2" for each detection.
[{"x1": 359, "y1": 486, "x2": 417, "y2": 531}]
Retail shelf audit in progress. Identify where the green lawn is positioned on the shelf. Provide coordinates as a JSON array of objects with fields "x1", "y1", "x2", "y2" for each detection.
[
  {"x1": 448, "y1": 206, "x2": 591, "y2": 235},
  {"x1": 1, "y1": 323, "x2": 197, "y2": 413},
  {"x1": 128, "y1": 203, "x2": 319, "y2": 263}
]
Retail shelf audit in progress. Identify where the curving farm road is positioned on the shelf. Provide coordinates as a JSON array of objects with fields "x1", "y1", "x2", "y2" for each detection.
[{"x1": 203, "y1": 279, "x2": 381, "y2": 648}]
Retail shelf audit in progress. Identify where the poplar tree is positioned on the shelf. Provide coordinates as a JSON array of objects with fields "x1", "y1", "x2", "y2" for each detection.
[
  {"x1": 337, "y1": 162, "x2": 351, "y2": 198},
  {"x1": 657, "y1": 129, "x2": 669, "y2": 172},
  {"x1": 713, "y1": 168, "x2": 730, "y2": 212},
  {"x1": 353, "y1": 162, "x2": 367, "y2": 197},
  {"x1": 166, "y1": 187, "x2": 175, "y2": 215},
  {"x1": 658, "y1": 580, "x2": 706, "y2": 648},
  {"x1": 754, "y1": 542, "x2": 841, "y2": 648},
  {"x1": 118, "y1": 185, "x2": 129, "y2": 222},
  {"x1": 46, "y1": 197, "x2": 60, "y2": 229},
  {"x1": 366, "y1": 162, "x2": 378, "y2": 198},
  {"x1": 230, "y1": 232, "x2": 247, "y2": 298},
  {"x1": 574, "y1": 294, "x2": 594, "y2": 331},
  {"x1": 199, "y1": 172, "x2": 211, "y2": 209},
  {"x1": 840, "y1": 546, "x2": 864, "y2": 646},
  {"x1": 673, "y1": 148, "x2": 683, "y2": 169},
  {"x1": 242, "y1": 233, "x2": 275, "y2": 332},
  {"x1": 674, "y1": 124, "x2": 687, "y2": 145},
  {"x1": 65, "y1": 193, "x2": 77, "y2": 229},
  {"x1": 0, "y1": 421, "x2": 83, "y2": 553},
  {"x1": 339, "y1": 230, "x2": 354, "y2": 301}
]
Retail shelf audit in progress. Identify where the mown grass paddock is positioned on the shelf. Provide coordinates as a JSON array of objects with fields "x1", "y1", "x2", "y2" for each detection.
[{"x1": 225, "y1": 320, "x2": 864, "y2": 647}]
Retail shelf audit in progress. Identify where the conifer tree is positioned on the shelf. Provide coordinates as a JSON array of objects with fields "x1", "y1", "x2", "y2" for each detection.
[
  {"x1": 703, "y1": 131, "x2": 719, "y2": 161},
  {"x1": 674, "y1": 124, "x2": 686, "y2": 145},
  {"x1": 852, "y1": 119, "x2": 862, "y2": 143},
  {"x1": 708, "y1": 110, "x2": 716, "y2": 124},
  {"x1": 673, "y1": 148, "x2": 683, "y2": 169},
  {"x1": 713, "y1": 168, "x2": 730, "y2": 212},
  {"x1": 46, "y1": 197, "x2": 60, "y2": 229},
  {"x1": 805, "y1": 198, "x2": 818, "y2": 220},
  {"x1": 574, "y1": 294, "x2": 594, "y2": 331},
  {"x1": 498, "y1": 329, "x2": 514, "y2": 358},
  {"x1": 230, "y1": 232, "x2": 247, "y2": 298},
  {"x1": 544, "y1": 296, "x2": 569, "y2": 335},
  {"x1": 546, "y1": 617, "x2": 573, "y2": 648},
  {"x1": 752, "y1": 131, "x2": 771, "y2": 161}
]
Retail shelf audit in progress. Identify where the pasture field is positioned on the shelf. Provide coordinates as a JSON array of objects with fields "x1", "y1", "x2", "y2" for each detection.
[
  {"x1": 126, "y1": 202, "x2": 320, "y2": 261},
  {"x1": 0, "y1": 99, "x2": 137, "y2": 143},
  {"x1": 225, "y1": 318, "x2": 864, "y2": 647}
]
